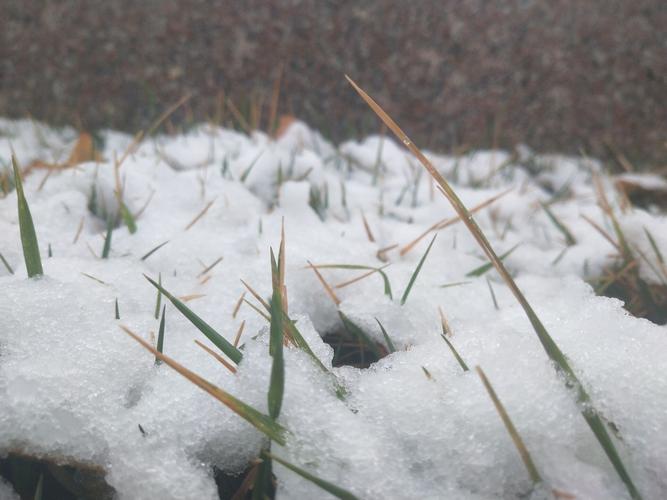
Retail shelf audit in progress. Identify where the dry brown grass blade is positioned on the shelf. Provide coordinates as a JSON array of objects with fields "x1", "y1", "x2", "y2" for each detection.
[
  {"x1": 476, "y1": 366, "x2": 542, "y2": 484},
  {"x1": 437, "y1": 306, "x2": 452, "y2": 336},
  {"x1": 334, "y1": 264, "x2": 390, "y2": 289},
  {"x1": 400, "y1": 187, "x2": 512, "y2": 257},
  {"x1": 307, "y1": 260, "x2": 341, "y2": 306},
  {"x1": 232, "y1": 291, "x2": 246, "y2": 318},
  {"x1": 120, "y1": 325, "x2": 287, "y2": 444},
  {"x1": 240, "y1": 279, "x2": 271, "y2": 312},
  {"x1": 197, "y1": 256, "x2": 224, "y2": 277},
  {"x1": 361, "y1": 211, "x2": 376, "y2": 242},
  {"x1": 233, "y1": 320, "x2": 246, "y2": 347},
  {"x1": 194, "y1": 339, "x2": 237, "y2": 373},
  {"x1": 243, "y1": 298, "x2": 271, "y2": 322},
  {"x1": 376, "y1": 243, "x2": 398, "y2": 262},
  {"x1": 231, "y1": 463, "x2": 260, "y2": 500},
  {"x1": 72, "y1": 217, "x2": 85, "y2": 244},
  {"x1": 184, "y1": 199, "x2": 215, "y2": 231},
  {"x1": 178, "y1": 293, "x2": 206, "y2": 302},
  {"x1": 581, "y1": 214, "x2": 622, "y2": 253}
]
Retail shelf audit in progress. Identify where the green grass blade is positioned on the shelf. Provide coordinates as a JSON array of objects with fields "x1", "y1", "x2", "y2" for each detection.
[
  {"x1": 339, "y1": 311, "x2": 383, "y2": 359},
  {"x1": 266, "y1": 452, "x2": 360, "y2": 500},
  {"x1": 268, "y1": 249, "x2": 285, "y2": 420},
  {"x1": 476, "y1": 366, "x2": 541, "y2": 484},
  {"x1": 155, "y1": 305, "x2": 166, "y2": 366},
  {"x1": 346, "y1": 77, "x2": 643, "y2": 499},
  {"x1": 141, "y1": 240, "x2": 170, "y2": 261},
  {"x1": 144, "y1": 274, "x2": 243, "y2": 364},
  {"x1": 540, "y1": 202, "x2": 576, "y2": 246},
  {"x1": 466, "y1": 243, "x2": 519, "y2": 278},
  {"x1": 375, "y1": 317, "x2": 396, "y2": 353},
  {"x1": 121, "y1": 325, "x2": 286, "y2": 444},
  {"x1": 12, "y1": 155, "x2": 43, "y2": 277},
  {"x1": 643, "y1": 226, "x2": 664, "y2": 264},
  {"x1": 400, "y1": 234, "x2": 437, "y2": 305},
  {"x1": 0, "y1": 251, "x2": 15, "y2": 274},
  {"x1": 154, "y1": 272, "x2": 162, "y2": 319},
  {"x1": 252, "y1": 453, "x2": 273, "y2": 500},
  {"x1": 120, "y1": 201, "x2": 137, "y2": 233},
  {"x1": 101, "y1": 216, "x2": 113, "y2": 259},
  {"x1": 440, "y1": 334, "x2": 469, "y2": 372},
  {"x1": 115, "y1": 298, "x2": 120, "y2": 320},
  {"x1": 240, "y1": 150, "x2": 264, "y2": 183}
]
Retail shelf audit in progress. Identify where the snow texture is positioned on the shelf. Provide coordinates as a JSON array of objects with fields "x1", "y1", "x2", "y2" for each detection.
[{"x1": 1, "y1": 118, "x2": 666, "y2": 499}]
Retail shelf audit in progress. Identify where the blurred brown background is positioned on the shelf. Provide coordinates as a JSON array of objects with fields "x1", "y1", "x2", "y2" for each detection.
[{"x1": 2, "y1": 0, "x2": 666, "y2": 165}]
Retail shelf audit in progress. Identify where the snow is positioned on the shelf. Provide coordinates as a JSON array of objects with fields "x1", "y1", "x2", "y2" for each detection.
[{"x1": 1, "y1": 118, "x2": 666, "y2": 499}]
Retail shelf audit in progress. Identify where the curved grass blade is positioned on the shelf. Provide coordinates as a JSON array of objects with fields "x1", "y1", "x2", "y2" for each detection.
[
  {"x1": 466, "y1": 243, "x2": 519, "y2": 278},
  {"x1": 400, "y1": 234, "x2": 437, "y2": 305},
  {"x1": 141, "y1": 240, "x2": 170, "y2": 261},
  {"x1": 12, "y1": 155, "x2": 43, "y2": 277},
  {"x1": 144, "y1": 274, "x2": 242, "y2": 364},
  {"x1": 476, "y1": 366, "x2": 541, "y2": 484},
  {"x1": 375, "y1": 317, "x2": 396, "y2": 353},
  {"x1": 313, "y1": 263, "x2": 392, "y2": 299},
  {"x1": 120, "y1": 325, "x2": 286, "y2": 444},
  {"x1": 265, "y1": 452, "x2": 359, "y2": 500},
  {"x1": 346, "y1": 76, "x2": 642, "y2": 499}
]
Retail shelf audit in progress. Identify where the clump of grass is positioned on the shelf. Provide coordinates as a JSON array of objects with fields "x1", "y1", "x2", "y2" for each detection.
[
  {"x1": 121, "y1": 325, "x2": 287, "y2": 444},
  {"x1": 12, "y1": 155, "x2": 43, "y2": 278},
  {"x1": 347, "y1": 76, "x2": 642, "y2": 499}
]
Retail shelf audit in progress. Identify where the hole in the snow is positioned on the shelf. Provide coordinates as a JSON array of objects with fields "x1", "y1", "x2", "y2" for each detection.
[
  {"x1": 591, "y1": 262, "x2": 667, "y2": 325},
  {"x1": 0, "y1": 452, "x2": 115, "y2": 500},
  {"x1": 322, "y1": 327, "x2": 389, "y2": 368}
]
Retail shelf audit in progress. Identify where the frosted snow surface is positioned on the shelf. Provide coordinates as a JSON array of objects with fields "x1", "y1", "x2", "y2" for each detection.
[{"x1": 1, "y1": 119, "x2": 666, "y2": 499}]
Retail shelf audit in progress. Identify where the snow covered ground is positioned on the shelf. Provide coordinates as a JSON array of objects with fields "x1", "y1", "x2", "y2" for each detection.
[{"x1": 1, "y1": 117, "x2": 666, "y2": 499}]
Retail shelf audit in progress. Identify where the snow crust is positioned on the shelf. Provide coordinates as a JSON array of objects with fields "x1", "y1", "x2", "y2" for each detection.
[{"x1": 1, "y1": 119, "x2": 666, "y2": 499}]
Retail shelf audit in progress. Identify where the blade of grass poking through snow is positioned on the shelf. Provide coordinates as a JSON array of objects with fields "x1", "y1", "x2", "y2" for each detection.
[
  {"x1": 375, "y1": 317, "x2": 396, "y2": 353},
  {"x1": 466, "y1": 243, "x2": 519, "y2": 278},
  {"x1": 115, "y1": 298, "x2": 120, "y2": 320},
  {"x1": 268, "y1": 248, "x2": 285, "y2": 420},
  {"x1": 400, "y1": 234, "x2": 437, "y2": 305},
  {"x1": 347, "y1": 76, "x2": 643, "y2": 500},
  {"x1": 540, "y1": 202, "x2": 576, "y2": 246},
  {"x1": 155, "y1": 305, "x2": 166, "y2": 365},
  {"x1": 0, "y1": 252, "x2": 14, "y2": 274},
  {"x1": 34, "y1": 472, "x2": 43, "y2": 500},
  {"x1": 119, "y1": 201, "x2": 137, "y2": 233},
  {"x1": 265, "y1": 452, "x2": 359, "y2": 500},
  {"x1": 476, "y1": 366, "x2": 541, "y2": 484},
  {"x1": 120, "y1": 325, "x2": 286, "y2": 444},
  {"x1": 643, "y1": 227, "x2": 664, "y2": 264},
  {"x1": 240, "y1": 150, "x2": 264, "y2": 183},
  {"x1": 101, "y1": 216, "x2": 113, "y2": 259},
  {"x1": 12, "y1": 155, "x2": 43, "y2": 277},
  {"x1": 141, "y1": 240, "x2": 170, "y2": 261},
  {"x1": 313, "y1": 263, "x2": 393, "y2": 299},
  {"x1": 154, "y1": 272, "x2": 162, "y2": 319},
  {"x1": 144, "y1": 274, "x2": 243, "y2": 364}
]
